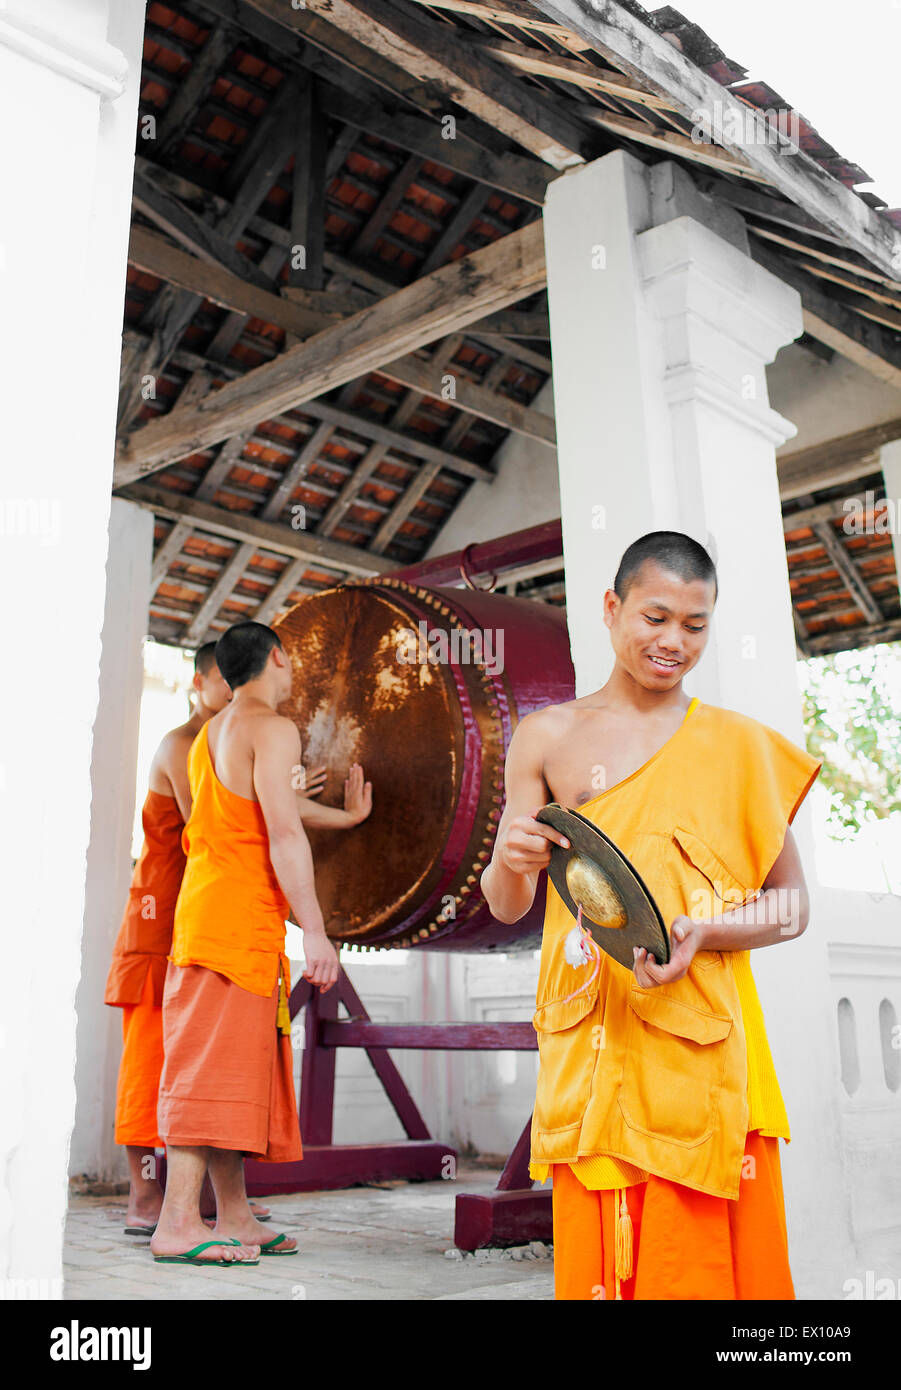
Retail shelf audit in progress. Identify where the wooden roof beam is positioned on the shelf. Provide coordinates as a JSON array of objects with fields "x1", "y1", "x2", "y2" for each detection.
[
  {"x1": 527, "y1": 0, "x2": 901, "y2": 280},
  {"x1": 117, "y1": 481, "x2": 393, "y2": 576},
  {"x1": 115, "y1": 220, "x2": 547, "y2": 480},
  {"x1": 750, "y1": 241, "x2": 901, "y2": 394},
  {"x1": 127, "y1": 224, "x2": 553, "y2": 445},
  {"x1": 242, "y1": 0, "x2": 591, "y2": 169}
]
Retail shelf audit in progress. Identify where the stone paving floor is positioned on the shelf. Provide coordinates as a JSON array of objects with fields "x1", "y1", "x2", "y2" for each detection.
[{"x1": 64, "y1": 1163, "x2": 554, "y2": 1302}]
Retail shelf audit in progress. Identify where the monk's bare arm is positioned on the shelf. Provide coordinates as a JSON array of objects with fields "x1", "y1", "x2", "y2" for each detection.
[
  {"x1": 634, "y1": 827, "x2": 810, "y2": 988},
  {"x1": 481, "y1": 712, "x2": 570, "y2": 925},
  {"x1": 252, "y1": 718, "x2": 338, "y2": 990},
  {"x1": 149, "y1": 730, "x2": 193, "y2": 822},
  {"x1": 295, "y1": 762, "x2": 372, "y2": 830}
]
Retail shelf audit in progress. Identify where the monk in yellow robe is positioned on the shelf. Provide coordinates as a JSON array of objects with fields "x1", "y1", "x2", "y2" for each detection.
[
  {"x1": 151, "y1": 621, "x2": 372, "y2": 1267},
  {"x1": 482, "y1": 531, "x2": 821, "y2": 1301},
  {"x1": 105, "y1": 642, "x2": 231, "y2": 1234}
]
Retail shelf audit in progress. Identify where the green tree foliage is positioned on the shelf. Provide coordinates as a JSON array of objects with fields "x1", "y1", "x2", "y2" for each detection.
[{"x1": 801, "y1": 643, "x2": 901, "y2": 838}]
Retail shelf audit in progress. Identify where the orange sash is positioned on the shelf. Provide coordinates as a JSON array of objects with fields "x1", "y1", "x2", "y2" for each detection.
[{"x1": 105, "y1": 790, "x2": 186, "y2": 1008}]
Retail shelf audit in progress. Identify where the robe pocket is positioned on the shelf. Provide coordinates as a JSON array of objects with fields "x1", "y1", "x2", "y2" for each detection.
[
  {"x1": 532, "y1": 986, "x2": 598, "y2": 1035},
  {"x1": 672, "y1": 826, "x2": 753, "y2": 970},
  {"x1": 618, "y1": 988, "x2": 732, "y2": 1147}
]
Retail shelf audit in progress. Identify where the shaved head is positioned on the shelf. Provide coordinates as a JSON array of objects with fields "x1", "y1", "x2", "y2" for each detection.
[
  {"x1": 215, "y1": 622, "x2": 283, "y2": 690},
  {"x1": 194, "y1": 641, "x2": 218, "y2": 676},
  {"x1": 614, "y1": 532, "x2": 717, "y2": 602}
]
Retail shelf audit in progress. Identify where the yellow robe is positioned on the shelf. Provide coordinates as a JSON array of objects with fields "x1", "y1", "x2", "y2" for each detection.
[{"x1": 529, "y1": 698, "x2": 821, "y2": 1200}]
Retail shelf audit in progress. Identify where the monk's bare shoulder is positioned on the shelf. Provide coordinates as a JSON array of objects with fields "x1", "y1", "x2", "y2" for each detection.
[
  {"x1": 149, "y1": 723, "x2": 196, "y2": 789},
  {"x1": 513, "y1": 697, "x2": 596, "y2": 746},
  {"x1": 248, "y1": 709, "x2": 302, "y2": 758}
]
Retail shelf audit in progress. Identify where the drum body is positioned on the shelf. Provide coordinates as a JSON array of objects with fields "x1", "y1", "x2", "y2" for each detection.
[{"x1": 274, "y1": 578, "x2": 574, "y2": 951}]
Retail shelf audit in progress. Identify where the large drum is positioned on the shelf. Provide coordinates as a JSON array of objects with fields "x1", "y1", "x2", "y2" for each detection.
[{"x1": 274, "y1": 578, "x2": 574, "y2": 951}]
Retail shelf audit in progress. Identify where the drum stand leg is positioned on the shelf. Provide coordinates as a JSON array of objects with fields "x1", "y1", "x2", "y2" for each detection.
[{"x1": 246, "y1": 967, "x2": 553, "y2": 1250}]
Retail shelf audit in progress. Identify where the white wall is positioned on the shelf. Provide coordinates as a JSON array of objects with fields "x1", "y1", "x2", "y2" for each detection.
[
  {"x1": 425, "y1": 380, "x2": 559, "y2": 556},
  {"x1": 70, "y1": 500, "x2": 153, "y2": 1180},
  {"x1": 770, "y1": 341, "x2": 901, "y2": 456},
  {"x1": 0, "y1": 0, "x2": 146, "y2": 1294}
]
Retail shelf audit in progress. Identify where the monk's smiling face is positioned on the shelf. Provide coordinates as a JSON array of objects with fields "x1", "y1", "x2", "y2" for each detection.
[{"x1": 603, "y1": 561, "x2": 715, "y2": 691}]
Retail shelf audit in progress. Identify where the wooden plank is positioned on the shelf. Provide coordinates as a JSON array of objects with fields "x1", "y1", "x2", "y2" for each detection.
[
  {"x1": 192, "y1": 0, "x2": 559, "y2": 195},
  {"x1": 318, "y1": 442, "x2": 389, "y2": 536},
  {"x1": 287, "y1": 74, "x2": 328, "y2": 292},
  {"x1": 578, "y1": 107, "x2": 768, "y2": 182},
  {"x1": 318, "y1": 1021, "x2": 538, "y2": 1049},
  {"x1": 126, "y1": 223, "x2": 339, "y2": 335},
  {"x1": 154, "y1": 21, "x2": 235, "y2": 159},
  {"x1": 117, "y1": 480, "x2": 393, "y2": 575},
  {"x1": 369, "y1": 459, "x2": 441, "y2": 553},
  {"x1": 377, "y1": 352, "x2": 556, "y2": 445},
  {"x1": 317, "y1": 83, "x2": 552, "y2": 205},
  {"x1": 194, "y1": 429, "x2": 255, "y2": 503},
  {"x1": 750, "y1": 240, "x2": 901, "y2": 393},
  {"x1": 811, "y1": 522, "x2": 881, "y2": 623},
  {"x1": 749, "y1": 223, "x2": 899, "y2": 293},
  {"x1": 470, "y1": 35, "x2": 678, "y2": 111},
  {"x1": 254, "y1": 558, "x2": 317, "y2": 624},
  {"x1": 778, "y1": 418, "x2": 901, "y2": 499},
  {"x1": 297, "y1": 398, "x2": 494, "y2": 482},
  {"x1": 352, "y1": 152, "x2": 423, "y2": 258},
  {"x1": 805, "y1": 617, "x2": 901, "y2": 656},
  {"x1": 529, "y1": 0, "x2": 901, "y2": 279},
  {"x1": 132, "y1": 171, "x2": 276, "y2": 292},
  {"x1": 151, "y1": 519, "x2": 193, "y2": 585},
  {"x1": 185, "y1": 540, "x2": 257, "y2": 644},
  {"x1": 116, "y1": 221, "x2": 547, "y2": 479},
  {"x1": 244, "y1": 0, "x2": 590, "y2": 169},
  {"x1": 260, "y1": 421, "x2": 335, "y2": 522},
  {"x1": 419, "y1": 184, "x2": 493, "y2": 276}
]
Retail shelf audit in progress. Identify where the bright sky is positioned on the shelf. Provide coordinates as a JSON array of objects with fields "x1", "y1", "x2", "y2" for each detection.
[{"x1": 668, "y1": 0, "x2": 901, "y2": 209}]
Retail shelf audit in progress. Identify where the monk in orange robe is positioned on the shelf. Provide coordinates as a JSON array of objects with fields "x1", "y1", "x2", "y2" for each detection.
[
  {"x1": 483, "y1": 531, "x2": 821, "y2": 1301},
  {"x1": 105, "y1": 642, "x2": 231, "y2": 1234},
  {"x1": 151, "y1": 621, "x2": 372, "y2": 1267}
]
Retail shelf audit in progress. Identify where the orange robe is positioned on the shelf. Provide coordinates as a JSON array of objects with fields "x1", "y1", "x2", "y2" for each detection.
[
  {"x1": 529, "y1": 699, "x2": 821, "y2": 1299},
  {"x1": 157, "y1": 722, "x2": 302, "y2": 1163},
  {"x1": 105, "y1": 790, "x2": 186, "y2": 1147}
]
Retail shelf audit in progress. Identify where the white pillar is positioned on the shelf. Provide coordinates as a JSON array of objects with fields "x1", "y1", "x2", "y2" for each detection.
[
  {"x1": 70, "y1": 500, "x2": 153, "y2": 1180},
  {"x1": 879, "y1": 440, "x2": 901, "y2": 596},
  {"x1": 0, "y1": 0, "x2": 146, "y2": 1294},
  {"x1": 544, "y1": 150, "x2": 856, "y2": 1293}
]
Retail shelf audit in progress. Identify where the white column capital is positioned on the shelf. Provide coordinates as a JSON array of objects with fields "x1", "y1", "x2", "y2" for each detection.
[
  {"x1": 0, "y1": 2, "x2": 128, "y2": 100},
  {"x1": 637, "y1": 215, "x2": 802, "y2": 448}
]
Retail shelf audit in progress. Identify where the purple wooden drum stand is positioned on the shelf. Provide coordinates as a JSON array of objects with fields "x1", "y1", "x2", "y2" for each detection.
[{"x1": 244, "y1": 966, "x2": 552, "y2": 1250}]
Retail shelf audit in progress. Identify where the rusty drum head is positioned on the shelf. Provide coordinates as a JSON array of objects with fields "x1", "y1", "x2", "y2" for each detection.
[
  {"x1": 274, "y1": 581, "x2": 507, "y2": 946},
  {"x1": 537, "y1": 804, "x2": 670, "y2": 970}
]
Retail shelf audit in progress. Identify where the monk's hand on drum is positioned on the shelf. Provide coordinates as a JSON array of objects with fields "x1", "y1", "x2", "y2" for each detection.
[
  {"x1": 500, "y1": 812, "x2": 570, "y2": 875},
  {"x1": 633, "y1": 915, "x2": 703, "y2": 987},
  {"x1": 302, "y1": 766, "x2": 328, "y2": 798},
  {"x1": 302, "y1": 928, "x2": 340, "y2": 992},
  {"x1": 343, "y1": 762, "x2": 373, "y2": 825}
]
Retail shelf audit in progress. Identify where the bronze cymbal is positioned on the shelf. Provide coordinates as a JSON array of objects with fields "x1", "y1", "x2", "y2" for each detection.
[{"x1": 537, "y1": 803, "x2": 670, "y2": 970}]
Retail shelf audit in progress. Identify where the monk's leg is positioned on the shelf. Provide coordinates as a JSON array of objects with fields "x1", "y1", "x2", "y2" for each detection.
[
  {"x1": 728, "y1": 1132, "x2": 795, "y2": 1300},
  {"x1": 552, "y1": 1165, "x2": 606, "y2": 1300},
  {"x1": 207, "y1": 1148, "x2": 296, "y2": 1252},
  {"x1": 150, "y1": 1146, "x2": 259, "y2": 1264},
  {"x1": 198, "y1": 1167, "x2": 270, "y2": 1223},
  {"x1": 124, "y1": 1146, "x2": 162, "y2": 1228}
]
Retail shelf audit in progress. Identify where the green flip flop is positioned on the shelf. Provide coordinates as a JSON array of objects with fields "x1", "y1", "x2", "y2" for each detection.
[
  {"x1": 154, "y1": 1238, "x2": 260, "y2": 1267},
  {"x1": 259, "y1": 1233, "x2": 298, "y2": 1256}
]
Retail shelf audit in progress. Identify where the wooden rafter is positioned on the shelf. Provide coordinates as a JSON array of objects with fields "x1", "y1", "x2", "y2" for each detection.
[
  {"x1": 243, "y1": 0, "x2": 592, "y2": 169},
  {"x1": 118, "y1": 481, "x2": 394, "y2": 575},
  {"x1": 527, "y1": 0, "x2": 901, "y2": 280},
  {"x1": 116, "y1": 220, "x2": 547, "y2": 479}
]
